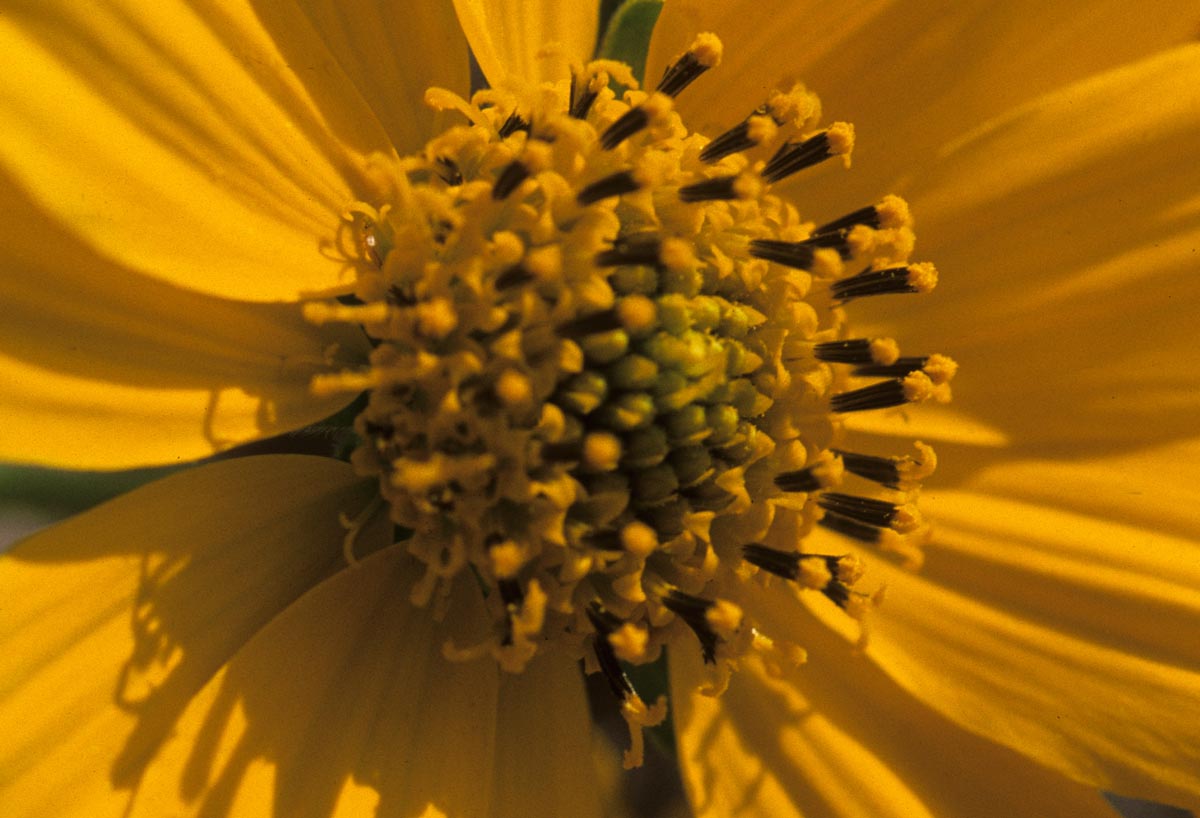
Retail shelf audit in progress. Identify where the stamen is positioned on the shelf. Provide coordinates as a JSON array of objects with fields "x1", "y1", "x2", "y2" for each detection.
[
  {"x1": 699, "y1": 115, "x2": 778, "y2": 163},
  {"x1": 812, "y1": 195, "x2": 911, "y2": 239},
  {"x1": 497, "y1": 111, "x2": 530, "y2": 137},
  {"x1": 760, "y1": 122, "x2": 854, "y2": 184},
  {"x1": 588, "y1": 608, "x2": 667, "y2": 769},
  {"x1": 656, "y1": 33, "x2": 723, "y2": 97},
  {"x1": 813, "y1": 338, "x2": 900, "y2": 365},
  {"x1": 854, "y1": 353, "x2": 958, "y2": 384},
  {"x1": 493, "y1": 160, "x2": 532, "y2": 199},
  {"x1": 749, "y1": 234, "x2": 848, "y2": 270},
  {"x1": 831, "y1": 262, "x2": 938, "y2": 300},
  {"x1": 600, "y1": 93, "x2": 673, "y2": 150},
  {"x1": 743, "y1": 543, "x2": 859, "y2": 590},
  {"x1": 595, "y1": 234, "x2": 663, "y2": 267},
  {"x1": 660, "y1": 588, "x2": 742, "y2": 664},
  {"x1": 678, "y1": 173, "x2": 761, "y2": 203},
  {"x1": 773, "y1": 467, "x2": 822, "y2": 493},
  {"x1": 570, "y1": 69, "x2": 607, "y2": 119},
  {"x1": 434, "y1": 156, "x2": 462, "y2": 185},
  {"x1": 577, "y1": 169, "x2": 642, "y2": 204},
  {"x1": 818, "y1": 492, "x2": 914, "y2": 532},
  {"x1": 830, "y1": 372, "x2": 935, "y2": 413}
]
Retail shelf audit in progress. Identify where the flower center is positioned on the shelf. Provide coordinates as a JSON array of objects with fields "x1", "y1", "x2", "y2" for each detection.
[{"x1": 307, "y1": 34, "x2": 954, "y2": 768}]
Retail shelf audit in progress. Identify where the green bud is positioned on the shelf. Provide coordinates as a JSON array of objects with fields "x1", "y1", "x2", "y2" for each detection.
[
  {"x1": 608, "y1": 354, "x2": 659, "y2": 390},
  {"x1": 581, "y1": 329, "x2": 630, "y2": 364},
  {"x1": 623, "y1": 426, "x2": 669, "y2": 468},
  {"x1": 556, "y1": 371, "x2": 607, "y2": 414},
  {"x1": 669, "y1": 445, "x2": 713, "y2": 488},
  {"x1": 706, "y1": 404, "x2": 740, "y2": 444},
  {"x1": 610, "y1": 264, "x2": 658, "y2": 295},
  {"x1": 597, "y1": 392, "x2": 656, "y2": 430},
  {"x1": 665, "y1": 405, "x2": 708, "y2": 443},
  {"x1": 632, "y1": 463, "x2": 678, "y2": 505}
]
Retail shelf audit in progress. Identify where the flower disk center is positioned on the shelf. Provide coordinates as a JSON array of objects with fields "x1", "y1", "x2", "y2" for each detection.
[{"x1": 308, "y1": 35, "x2": 954, "y2": 768}]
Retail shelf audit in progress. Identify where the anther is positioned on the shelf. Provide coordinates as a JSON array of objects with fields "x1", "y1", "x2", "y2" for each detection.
[
  {"x1": 773, "y1": 467, "x2": 823, "y2": 493},
  {"x1": 570, "y1": 70, "x2": 606, "y2": 119},
  {"x1": 660, "y1": 588, "x2": 741, "y2": 663},
  {"x1": 656, "y1": 33, "x2": 723, "y2": 98},
  {"x1": 760, "y1": 122, "x2": 854, "y2": 184},
  {"x1": 818, "y1": 510, "x2": 893, "y2": 548},
  {"x1": 749, "y1": 233, "x2": 848, "y2": 270},
  {"x1": 577, "y1": 170, "x2": 642, "y2": 205},
  {"x1": 700, "y1": 115, "x2": 777, "y2": 163},
  {"x1": 812, "y1": 195, "x2": 911, "y2": 240},
  {"x1": 855, "y1": 353, "x2": 957, "y2": 385},
  {"x1": 742, "y1": 543, "x2": 855, "y2": 590},
  {"x1": 494, "y1": 264, "x2": 534, "y2": 289},
  {"x1": 830, "y1": 372, "x2": 935, "y2": 413},
  {"x1": 818, "y1": 492, "x2": 906, "y2": 530},
  {"x1": 678, "y1": 173, "x2": 760, "y2": 203},
  {"x1": 595, "y1": 234, "x2": 663, "y2": 268},
  {"x1": 813, "y1": 338, "x2": 900, "y2": 365},
  {"x1": 832, "y1": 450, "x2": 902, "y2": 488},
  {"x1": 497, "y1": 111, "x2": 530, "y2": 138},
  {"x1": 601, "y1": 93, "x2": 673, "y2": 150},
  {"x1": 831, "y1": 262, "x2": 938, "y2": 300},
  {"x1": 492, "y1": 160, "x2": 531, "y2": 199},
  {"x1": 434, "y1": 156, "x2": 463, "y2": 185}
]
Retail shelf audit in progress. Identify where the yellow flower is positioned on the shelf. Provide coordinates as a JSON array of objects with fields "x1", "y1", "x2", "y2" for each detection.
[{"x1": 1, "y1": 3, "x2": 1198, "y2": 818}]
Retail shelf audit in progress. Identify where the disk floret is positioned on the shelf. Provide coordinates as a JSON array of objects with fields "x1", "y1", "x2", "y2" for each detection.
[{"x1": 308, "y1": 34, "x2": 954, "y2": 768}]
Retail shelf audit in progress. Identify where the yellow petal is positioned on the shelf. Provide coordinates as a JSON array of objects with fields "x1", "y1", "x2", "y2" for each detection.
[
  {"x1": 292, "y1": 0, "x2": 471, "y2": 154},
  {"x1": 0, "y1": 1, "x2": 393, "y2": 302},
  {"x1": 882, "y1": 46, "x2": 1200, "y2": 449},
  {"x1": 126, "y1": 545, "x2": 500, "y2": 818},
  {"x1": 670, "y1": 584, "x2": 1117, "y2": 818},
  {"x1": 825, "y1": 468, "x2": 1200, "y2": 811},
  {"x1": 452, "y1": 0, "x2": 601, "y2": 87},
  {"x1": 491, "y1": 652, "x2": 604, "y2": 818},
  {"x1": 0, "y1": 175, "x2": 367, "y2": 469},
  {"x1": 648, "y1": 1, "x2": 1200, "y2": 214},
  {"x1": 0, "y1": 455, "x2": 387, "y2": 818}
]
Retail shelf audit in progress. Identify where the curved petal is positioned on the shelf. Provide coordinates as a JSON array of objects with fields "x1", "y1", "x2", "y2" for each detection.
[
  {"x1": 0, "y1": 455, "x2": 388, "y2": 818},
  {"x1": 870, "y1": 45, "x2": 1200, "y2": 451},
  {"x1": 0, "y1": 173, "x2": 367, "y2": 469},
  {"x1": 805, "y1": 452, "x2": 1200, "y2": 811},
  {"x1": 0, "y1": 0, "x2": 394, "y2": 302},
  {"x1": 491, "y1": 653, "x2": 605, "y2": 818},
  {"x1": 452, "y1": 0, "x2": 601, "y2": 88},
  {"x1": 648, "y1": 0, "x2": 1199, "y2": 214},
  {"x1": 126, "y1": 545, "x2": 501, "y2": 818},
  {"x1": 670, "y1": 589, "x2": 1117, "y2": 818},
  {"x1": 288, "y1": 0, "x2": 471, "y2": 154}
]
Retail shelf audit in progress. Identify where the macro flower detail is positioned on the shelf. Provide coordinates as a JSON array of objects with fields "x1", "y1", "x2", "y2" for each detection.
[
  {"x1": 298, "y1": 33, "x2": 953, "y2": 766},
  {"x1": 2, "y1": 2, "x2": 1200, "y2": 818}
]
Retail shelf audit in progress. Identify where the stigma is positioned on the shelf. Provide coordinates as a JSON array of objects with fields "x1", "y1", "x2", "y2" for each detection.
[{"x1": 309, "y1": 34, "x2": 953, "y2": 768}]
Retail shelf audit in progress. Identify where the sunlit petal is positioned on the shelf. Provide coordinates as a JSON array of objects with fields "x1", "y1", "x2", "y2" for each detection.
[
  {"x1": 0, "y1": 456, "x2": 385, "y2": 818},
  {"x1": 291, "y1": 0, "x2": 470, "y2": 154},
  {"x1": 127, "y1": 545, "x2": 500, "y2": 818},
  {"x1": 672, "y1": 587, "x2": 1116, "y2": 818},
  {"x1": 649, "y1": 0, "x2": 1199, "y2": 213},
  {"x1": 452, "y1": 0, "x2": 600, "y2": 87},
  {"x1": 0, "y1": 173, "x2": 365, "y2": 469},
  {"x1": 808, "y1": 453, "x2": 1200, "y2": 811},
  {"x1": 0, "y1": 0, "x2": 393, "y2": 302}
]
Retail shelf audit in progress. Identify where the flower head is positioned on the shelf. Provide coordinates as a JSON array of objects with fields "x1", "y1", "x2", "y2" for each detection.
[{"x1": 2, "y1": 2, "x2": 1199, "y2": 818}]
